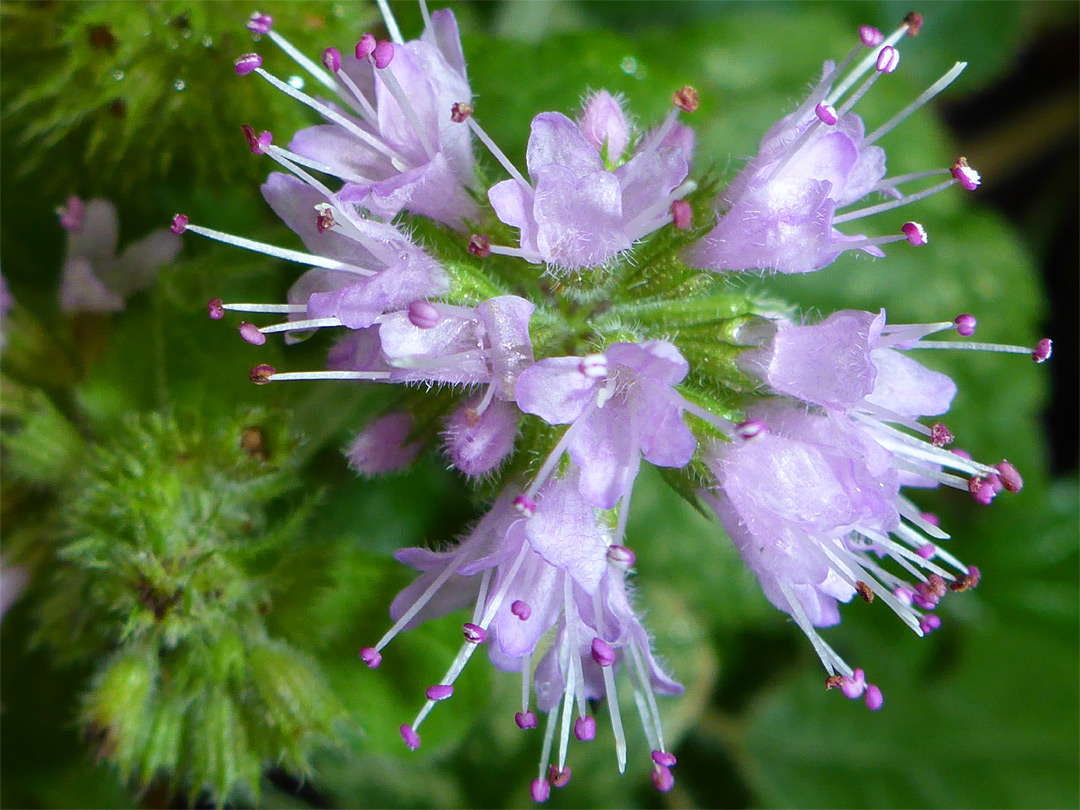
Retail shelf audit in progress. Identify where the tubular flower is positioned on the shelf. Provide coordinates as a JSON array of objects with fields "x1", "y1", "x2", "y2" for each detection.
[
  {"x1": 484, "y1": 89, "x2": 697, "y2": 269},
  {"x1": 358, "y1": 473, "x2": 683, "y2": 800},
  {"x1": 686, "y1": 19, "x2": 978, "y2": 274},
  {"x1": 57, "y1": 196, "x2": 180, "y2": 312},
  {"x1": 186, "y1": 3, "x2": 1053, "y2": 802},
  {"x1": 242, "y1": 6, "x2": 478, "y2": 229}
]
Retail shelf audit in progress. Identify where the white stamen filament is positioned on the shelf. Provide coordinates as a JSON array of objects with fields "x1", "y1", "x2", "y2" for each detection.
[
  {"x1": 521, "y1": 649, "x2": 533, "y2": 715},
  {"x1": 255, "y1": 67, "x2": 403, "y2": 163},
  {"x1": 780, "y1": 581, "x2": 849, "y2": 676},
  {"x1": 897, "y1": 499, "x2": 951, "y2": 540},
  {"x1": 184, "y1": 223, "x2": 375, "y2": 275},
  {"x1": 837, "y1": 232, "x2": 908, "y2": 252},
  {"x1": 792, "y1": 42, "x2": 864, "y2": 123},
  {"x1": 865, "y1": 62, "x2": 968, "y2": 145},
  {"x1": 524, "y1": 399, "x2": 599, "y2": 500},
  {"x1": 859, "y1": 415, "x2": 997, "y2": 476},
  {"x1": 537, "y1": 704, "x2": 559, "y2": 782},
  {"x1": 622, "y1": 180, "x2": 698, "y2": 238},
  {"x1": 267, "y1": 370, "x2": 391, "y2": 382},
  {"x1": 591, "y1": 590, "x2": 627, "y2": 772},
  {"x1": 471, "y1": 569, "x2": 492, "y2": 625},
  {"x1": 488, "y1": 244, "x2": 540, "y2": 261},
  {"x1": 670, "y1": 392, "x2": 735, "y2": 436},
  {"x1": 557, "y1": 640, "x2": 576, "y2": 772},
  {"x1": 266, "y1": 29, "x2": 338, "y2": 92},
  {"x1": 333, "y1": 67, "x2": 379, "y2": 125},
  {"x1": 832, "y1": 179, "x2": 956, "y2": 224},
  {"x1": 856, "y1": 400, "x2": 932, "y2": 437},
  {"x1": 375, "y1": 0, "x2": 405, "y2": 45},
  {"x1": 260, "y1": 317, "x2": 342, "y2": 334},
  {"x1": 376, "y1": 64, "x2": 438, "y2": 160},
  {"x1": 894, "y1": 522, "x2": 967, "y2": 574},
  {"x1": 266, "y1": 144, "x2": 371, "y2": 186},
  {"x1": 905, "y1": 340, "x2": 1036, "y2": 354},
  {"x1": 466, "y1": 118, "x2": 531, "y2": 189},
  {"x1": 871, "y1": 168, "x2": 950, "y2": 193},
  {"x1": 817, "y1": 541, "x2": 922, "y2": 634},
  {"x1": 221, "y1": 303, "x2": 307, "y2": 314},
  {"x1": 627, "y1": 643, "x2": 666, "y2": 753},
  {"x1": 563, "y1": 578, "x2": 588, "y2": 720},
  {"x1": 264, "y1": 147, "x2": 337, "y2": 200},
  {"x1": 836, "y1": 69, "x2": 883, "y2": 118}
]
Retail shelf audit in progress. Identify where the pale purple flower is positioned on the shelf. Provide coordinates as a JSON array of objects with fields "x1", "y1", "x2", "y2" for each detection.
[
  {"x1": 58, "y1": 197, "x2": 180, "y2": 313},
  {"x1": 346, "y1": 412, "x2": 423, "y2": 475},
  {"x1": 516, "y1": 340, "x2": 696, "y2": 509},
  {"x1": 686, "y1": 20, "x2": 976, "y2": 274},
  {"x1": 486, "y1": 89, "x2": 696, "y2": 269},
  {"x1": 357, "y1": 473, "x2": 681, "y2": 800},
  {"x1": 443, "y1": 396, "x2": 519, "y2": 478},
  {"x1": 704, "y1": 402, "x2": 983, "y2": 709},
  {"x1": 739, "y1": 308, "x2": 1048, "y2": 497},
  {"x1": 239, "y1": 7, "x2": 478, "y2": 229}
]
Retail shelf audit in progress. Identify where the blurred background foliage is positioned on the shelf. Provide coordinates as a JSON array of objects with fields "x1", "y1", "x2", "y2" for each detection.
[{"x1": 1, "y1": 1, "x2": 1076, "y2": 808}]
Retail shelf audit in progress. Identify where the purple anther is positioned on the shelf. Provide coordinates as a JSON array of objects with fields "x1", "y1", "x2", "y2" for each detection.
[
  {"x1": 578, "y1": 353, "x2": 608, "y2": 379},
  {"x1": 954, "y1": 313, "x2": 977, "y2": 336},
  {"x1": 919, "y1": 614, "x2": 942, "y2": 634},
  {"x1": 59, "y1": 196, "x2": 85, "y2": 231},
  {"x1": 515, "y1": 710, "x2": 538, "y2": 729},
  {"x1": 995, "y1": 460, "x2": 1023, "y2": 493},
  {"x1": 904, "y1": 11, "x2": 923, "y2": 36},
  {"x1": 321, "y1": 47, "x2": 342, "y2": 74},
  {"x1": 354, "y1": 33, "x2": 376, "y2": 61},
  {"x1": 864, "y1": 684, "x2": 884, "y2": 711},
  {"x1": 591, "y1": 637, "x2": 616, "y2": 667},
  {"x1": 171, "y1": 213, "x2": 189, "y2": 235},
  {"x1": 951, "y1": 448, "x2": 972, "y2": 461},
  {"x1": 858, "y1": 25, "x2": 884, "y2": 47},
  {"x1": 407, "y1": 300, "x2": 441, "y2": 330},
  {"x1": 399, "y1": 724, "x2": 421, "y2": 751},
  {"x1": 548, "y1": 766, "x2": 571, "y2": 788},
  {"x1": 894, "y1": 586, "x2": 914, "y2": 607},
  {"x1": 951, "y1": 157, "x2": 981, "y2": 191},
  {"x1": 467, "y1": 233, "x2": 491, "y2": 258},
  {"x1": 930, "y1": 422, "x2": 954, "y2": 448},
  {"x1": 967, "y1": 565, "x2": 982, "y2": 587},
  {"x1": 234, "y1": 53, "x2": 263, "y2": 76},
  {"x1": 513, "y1": 494, "x2": 536, "y2": 517},
  {"x1": 920, "y1": 511, "x2": 940, "y2": 527},
  {"x1": 1032, "y1": 338, "x2": 1052, "y2": 363},
  {"x1": 249, "y1": 364, "x2": 276, "y2": 385},
  {"x1": 924, "y1": 574, "x2": 948, "y2": 599},
  {"x1": 969, "y1": 476, "x2": 996, "y2": 505},
  {"x1": 916, "y1": 544, "x2": 936, "y2": 560},
  {"x1": 672, "y1": 85, "x2": 699, "y2": 113},
  {"x1": 510, "y1": 600, "x2": 532, "y2": 621},
  {"x1": 814, "y1": 101, "x2": 838, "y2": 126},
  {"x1": 902, "y1": 221, "x2": 927, "y2": 246},
  {"x1": 246, "y1": 11, "x2": 273, "y2": 35},
  {"x1": 239, "y1": 322, "x2": 267, "y2": 346},
  {"x1": 425, "y1": 684, "x2": 454, "y2": 701},
  {"x1": 573, "y1": 715, "x2": 596, "y2": 741},
  {"x1": 735, "y1": 420, "x2": 767, "y2": 441},
  {"x1": 450, "y1": 101, "x2": 474, "y2": 123},
  {"x1": 652, "y1": 750, "x2": 677, "y2": 768},
  {"x1": 876, "y1": 45, "x2": 900, "y2": 74},
  {"x1": 207, "y1": 298, "x2": 225, "y2": 320},
  {"x1": 463, "y1": 622, "x2": 486, "y2": 644},
  {"x1": 652, "y1": 765, "x2": 675, "y2": 793},
  {"x1": 530, "y1": 778, "x2": 550, "y2": 803},
  {"x1": 241, "y1": 124, "x2": 272, "y2": 155},
  {"x1": 606, "y1": 544, "x2": 636, "y2": 569},
  {"x1": 373, "y1": 40, "x2": 394, "y2": 69},
  {"x1": 840, "y1": 668, "x2": 866, "y2": 699},
  {"x1": 671, "y1": 199, "x2": 692, "y2": 230},
  {"x1": 359, "y1": 647, "x2": 382, "y2": 668},
  {"x1": 988, "y1": 473, "x2": 1004, "y2": 495}
]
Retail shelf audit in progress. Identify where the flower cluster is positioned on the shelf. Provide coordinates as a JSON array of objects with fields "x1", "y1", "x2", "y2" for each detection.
[{"x1": 176, "y1": 3, "x2": 1051, "y2": 801}]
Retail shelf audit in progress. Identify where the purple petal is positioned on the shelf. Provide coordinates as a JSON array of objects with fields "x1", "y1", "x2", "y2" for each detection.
[
  {"x1": 636, "y1": 385, "x2": 696, "y2": 468},
  {"x1": 526, "y1": 475, "x2": 608, "y2": 592},
  {"x1": 577, "y1": 90, "x2": 630, "y2": 162},
  {"x1": 606, "y1": 340, "x2": 689, "y2": 386},
  {"x1": 346, "y1": 412, "x2": 423, "y2": 475},
  {"x1": 865, "y1": 348, "x2": 957, "y2": 418},
  {"x1": 289, "y1": 124, "x2": 390, "y2": 183},
  {"x1": 567, "y1": 405, "x2": 635, "y2": 510},
  {"x1": 533, "y1": 165, "x2": 628, "y2": 268},
  {"x1": 421, "y1": 8, "x2": 467, "y2": 78},
  {"x1": 58, "y1": 257, "x2": 124, "y2": 313},
  {"x1": 515, "y1": 356, "x2": 598, "y2": 425},
  {"x1": 526, "y1": 112, "x2": 604, "y2": 179},
  {"x1": 476, "y1": 295, "x2": 536, "y2": 400}
]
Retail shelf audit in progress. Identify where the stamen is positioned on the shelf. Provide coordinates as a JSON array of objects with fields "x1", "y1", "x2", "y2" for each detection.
[
  {"x1": 239, "y1": 322, "x2": 266, "y2": 345},
  {"x1": 573, "y1": 715, "x2": 596, "y2": 741},
  {"x1": 241, "y1": 124, "x2": 272, "y2": 154},
  {"x1": 467, "y1": 117, "x2": 531, "y2": 189},
  {"x1": 264, "y1": 29, "x2": 337, "y2": 91},
  {"x1": 865, "y1": 62, "x2": 968, "y2": 145},
  {"x1": 1033, "y1": 338, "x2": 1053, "y2": 363},
  {"x1": 815, "y1": 101, "x2": 838, "y2": 125},
  {"x1": 736, "y1": 420, "x2": 767, "y2": 441},
  {"x1": 374, "y1": 0, "x2": 405, "y2": 45},
  {"x1": 171, "y1": 214, "x2": 189, "y2": 234},
  {"x1": 954, "y1": 313, "x2": 977, "y2": 336},
  {"x1": 220, "y1": 302, "x2": 307, "y2": 314},
  {"x1": 321, "y1": 47, "x2": 341, "y2": 74},
  {"x1": 359, "y1": 647, "x2": 382, "y2": 668},
  {"x1": 182, "y1": 222, "x2": 376, "y2": 275},
  {"x1": 234, "y1": 53, "x2": 262, "y2": 76},
  {"x1": 652, "y1": 766, "x2": 675, "y2": 793},
  {"x1": 259, "y1": 317, "x2": 343, "y2": 334},
  {"x1": 607, "y1": 545, "x2": 636, "y2": 569},
  {"x1": 671, "y1": 199, "x2": 692, "y2": 230},
  {"x1": 516, "y1": 711, "x2": 538, "y2": 729},
  {"x1": 864, "y1": 684, "x2": 884, "y2": 711},
  {"x1": 652, "y1": 750, "x2": 677, "y2": 768},
  {"x1": 548, "y1": 765, "x2": 571, "y2": 788},
  {"x1": 901, "y1": 221, "x2": 927, "y2": 246},
  {"x1": 451, "y1": 102, "x2": 474, "y2": 123},
  {"x1": 425, "y1": 684, "x2": 454, "y2": 701},
  {"x1": 930, "y1": 422, "x2": 954, "y2": 447},
  {"x1": 826, "y1": 23, "x2": 907, "y2": 105},
  {"x1": 530, "y1": 779, "x2": 550, "y2": 804},
  {"x1": 870, "y1": 167, "x2": 950, "y2": 193},
  {"x1": 511, "y1": 600, "x2": 532, "y2": 621},
  {"x1": 250, "y1": 364, "x2": 276, "y2": 384},
  {"x1": 468, "y1": 234, "x2": 492, "y2": 257},
  {"x1": 246, "y1": 12, "x2": 273, "y2": 35},
  {"x1": 400, "y1": 724, "x2": 421, "y2": 751},
  {"x1": 876, "y1": 45, "x2": 900, "y2": 74},
  {"x1": 579, "y1": 353, "x2": 608, "y2": 379},
  {"x1": 951, "y1": 157, "x2": 981, "y2": 191},
  {"x1": 672, "y1": 85, "x2": 699, "y2": 113},
  {"x1": 253, "y1": 67, "x2": 402, "y2": 162},
  {"x1": 832, "y1": 178, "x2": 955, "y2": 224},
  {"x1": 207, "y1": 299, "x2": 225, "y2": 320},
  {"x1": 904, "y1": 11, "x2": 923, "y2": 36},
  {"x1": 355, "y1": 33, "x2": 376, "y2": 61},
  {"x1": 408, "y1": 300, "x2": 442, "y2": 329},
  {"x1": 995, "y1": 460, "x2": 1023, "y2": 493},
  {"x1": 904, "y1": 339, "x2": 1046, "y2": 356},
  {"x1": 374, "y1": 56, "x2": 438, "y2": 159},
  {"x1": 591, "y1": 638, "x2": 616, "y2": 667},
  {"x1": 373, "y1": 40, "x2": 395, "y2": 70},
  {"x1": 859, "y1": 26, "x2": 884, "y2": 47},
  {"x1": 261, "y1": 369, "x2": 392, "y2": 383}
]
